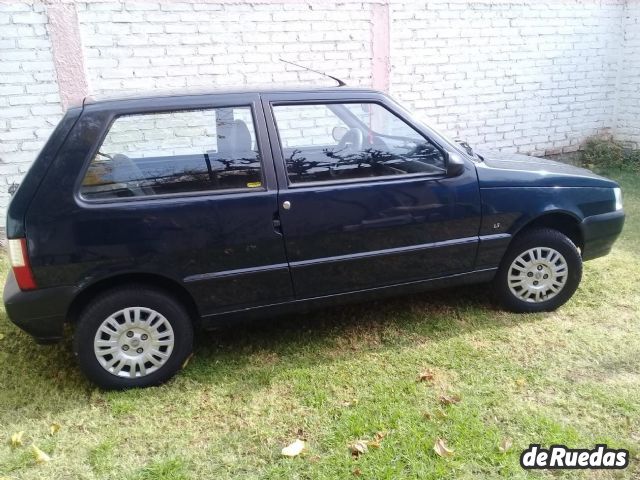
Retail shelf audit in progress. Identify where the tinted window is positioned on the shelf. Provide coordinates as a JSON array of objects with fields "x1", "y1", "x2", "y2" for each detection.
[
  {"x1": 272, "y1": 103, "x2": 446, "y2": 184},
  {"x1": 80, "y1": 107, "x2": 262, "y2": 200}
]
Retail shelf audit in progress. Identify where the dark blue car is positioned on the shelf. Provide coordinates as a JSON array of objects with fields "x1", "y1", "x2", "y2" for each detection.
[{"x1": 3, "y1": 88, "x2": 625, "y2": 388}]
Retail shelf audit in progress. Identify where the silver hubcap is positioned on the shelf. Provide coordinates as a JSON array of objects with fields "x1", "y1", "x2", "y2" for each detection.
[
  {"x1": 508, "y1": 247, "x2": 568, "y2": 303},
  {"x1": 93, "y1": 307, "x2": 174, "y2": 378}
]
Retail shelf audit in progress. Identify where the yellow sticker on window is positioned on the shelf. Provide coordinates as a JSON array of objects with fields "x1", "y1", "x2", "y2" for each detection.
[{"x1": 247, "y1": 182, "x2": 262, "y2": 188}]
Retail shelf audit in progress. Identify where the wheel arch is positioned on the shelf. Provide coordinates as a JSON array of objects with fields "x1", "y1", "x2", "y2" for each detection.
[
  {"x1": 67, "y1": 272, "x2": 200, "y2": 326},
  {"x1": 512, "y1": 210, "x2": 584, "y2": 252}
]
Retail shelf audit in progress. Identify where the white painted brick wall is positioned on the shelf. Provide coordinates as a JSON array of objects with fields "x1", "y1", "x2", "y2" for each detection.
[
  {"x1": 75, "y1": 1, "x2": 374, "y2": 94},
  {"x1": 0, "y1": 2, "x2": 63, "y2": 213},
  {"x1": 616, "y1": 1, "x2": 640, "y2": 147},
  {"x1": 389, "y1": 0, "x2": 625, "y2": 156}
]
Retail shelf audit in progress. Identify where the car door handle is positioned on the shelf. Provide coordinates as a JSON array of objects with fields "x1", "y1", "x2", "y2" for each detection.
[{"x1": 282, "y1": 200, "x2": 291, "y2": 210}]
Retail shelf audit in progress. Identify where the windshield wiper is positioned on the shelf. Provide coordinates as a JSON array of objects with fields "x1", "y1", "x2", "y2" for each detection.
[{"x1": 455, "y1": 140, "x2": 483, "y2": 162}]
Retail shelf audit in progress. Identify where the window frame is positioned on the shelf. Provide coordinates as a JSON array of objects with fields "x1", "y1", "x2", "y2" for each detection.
[
  {"x1": 268, "y1": 98, "x2": 450, "y2": 189},
  {"x1": 75, "y1": 97, "x2": 270, "y2": 205}
]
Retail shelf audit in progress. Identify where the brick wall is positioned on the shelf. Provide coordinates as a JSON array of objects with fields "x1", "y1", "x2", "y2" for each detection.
[
  {"x1": 76, "y1": 1, "x2": 374, "y2": 94},
  {"x1": 390, "y1": 0, "x2": 624, "y2": 156},
  {"x1": 617, "y1": 1, "x2": 640, "y2": 148},
  {"x1": 0, "y1": 2, "x2": 63, "y2": 202},
  {"x1": 0, "y1": 0, "x2": 638, "y2": 226}
]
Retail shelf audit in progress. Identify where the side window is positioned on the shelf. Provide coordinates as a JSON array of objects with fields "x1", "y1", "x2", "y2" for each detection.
[
  {"x1": 80, "y1": 107, "x2": 262, "y2": 200},
  {"x1": 272, "y1": 103, "x2": 446, "y2": 184},
  {"x1": 276, "y1": 104, "x2": 348, "y2": 148}
]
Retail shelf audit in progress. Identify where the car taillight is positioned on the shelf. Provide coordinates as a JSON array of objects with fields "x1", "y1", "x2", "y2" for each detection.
[{"x1": 7, "y1": 238, "x2": 37, "y2": 291}]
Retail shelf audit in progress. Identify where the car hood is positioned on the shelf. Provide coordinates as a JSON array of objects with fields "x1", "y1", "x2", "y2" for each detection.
[{"x1": 474, "y1": 149, "x2": 618, "y2": 188}]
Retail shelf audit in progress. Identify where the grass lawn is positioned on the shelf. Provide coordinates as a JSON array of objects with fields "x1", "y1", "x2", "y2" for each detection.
[{"x1": 0, "y1": 170, "x2": 639, "y2": 479}]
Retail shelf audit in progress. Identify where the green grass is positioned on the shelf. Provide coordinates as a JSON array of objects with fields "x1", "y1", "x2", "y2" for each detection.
[{"x1": 1, "y1": 170, "x2": 639, "y2": 479}]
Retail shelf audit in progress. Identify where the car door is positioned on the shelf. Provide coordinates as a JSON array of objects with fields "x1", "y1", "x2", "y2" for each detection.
[
  {"x1": 262, "y1": 91, "x2": 482, "y2": 298},
  {"x1": 28, "y1": 93, "x2": 294, "y2": 317}
]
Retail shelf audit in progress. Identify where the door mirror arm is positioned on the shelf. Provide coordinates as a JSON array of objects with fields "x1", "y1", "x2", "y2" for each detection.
[{"x1": 445, "y1": 151, "x2": 465, "y2": 178}]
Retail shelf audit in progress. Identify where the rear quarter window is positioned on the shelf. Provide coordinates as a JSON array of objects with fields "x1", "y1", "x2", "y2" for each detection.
[{"x1": 80, "y1": 107, "x2": 263, "y2": 200}]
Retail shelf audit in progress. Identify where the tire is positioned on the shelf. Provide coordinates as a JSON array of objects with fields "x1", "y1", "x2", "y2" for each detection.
[
  {"x1": 73, "y1": 285, "x2": 194, "y2": 389},
  {"x1": 493, "y1": 228, "x2": 582, "y2": 313}
]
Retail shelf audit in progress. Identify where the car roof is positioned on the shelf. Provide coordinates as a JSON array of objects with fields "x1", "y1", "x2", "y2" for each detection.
[{"x1": 83, "y1": 86, "x2": 383, "y2": 107}]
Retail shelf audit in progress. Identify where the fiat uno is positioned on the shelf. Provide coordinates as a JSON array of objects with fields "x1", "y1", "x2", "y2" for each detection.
[{"x1": 3, "y1": 88, "x2": 625, "y2": 388}]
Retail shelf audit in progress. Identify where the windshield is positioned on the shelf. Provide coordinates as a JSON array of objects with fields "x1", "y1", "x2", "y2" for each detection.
[{"x1": 382, "y1": 98, "x2": 483, "y2": 162}]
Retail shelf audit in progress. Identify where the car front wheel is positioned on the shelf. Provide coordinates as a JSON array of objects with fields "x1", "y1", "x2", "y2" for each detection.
[
  {"x1": 73, "y1": 285, "x2": 193, "y2": 389},
  {"x1": 494, "y1": 228, "x2": 583, "y2": 313}
]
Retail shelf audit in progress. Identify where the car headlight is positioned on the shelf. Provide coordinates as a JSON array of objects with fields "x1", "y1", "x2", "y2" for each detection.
[{"x1": 614, "y1": 187, "x2": 623, "y2": 211}]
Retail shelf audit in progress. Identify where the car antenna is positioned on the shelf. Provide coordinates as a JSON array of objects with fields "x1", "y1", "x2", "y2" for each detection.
[{"x1": 280, "y1": 59, "x2": 346, "y2": 87}]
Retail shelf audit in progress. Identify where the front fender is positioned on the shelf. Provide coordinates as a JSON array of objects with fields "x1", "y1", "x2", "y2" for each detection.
[{"x1": 475, "y1": 186, "x2": 617, "y2": 269}]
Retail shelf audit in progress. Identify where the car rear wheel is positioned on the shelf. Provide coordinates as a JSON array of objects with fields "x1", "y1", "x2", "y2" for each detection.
[
  {"x1": 494, "y1": 228, "x2": 582, "y2": 313},
  {"x1": 73, "y1": 285, "x2": 193, "y2": 389}
]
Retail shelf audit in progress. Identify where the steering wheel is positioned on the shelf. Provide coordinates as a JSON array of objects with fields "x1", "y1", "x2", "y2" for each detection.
[{"x1": 336, "y1": 128, "x2": 364, "y2": 155}]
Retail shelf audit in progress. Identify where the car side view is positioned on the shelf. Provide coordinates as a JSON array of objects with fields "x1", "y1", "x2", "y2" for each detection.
[{"x1": 3, "y1": 87, "x2": 625, "y2": 389}]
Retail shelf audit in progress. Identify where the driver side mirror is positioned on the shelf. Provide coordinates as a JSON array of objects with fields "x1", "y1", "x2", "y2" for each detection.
[
  {"x1": 332, "y1": 126, "x2": 348, "y2": 143},
  {"x1": 446, "y1": 151, "x2": 465, "y2": 178}
]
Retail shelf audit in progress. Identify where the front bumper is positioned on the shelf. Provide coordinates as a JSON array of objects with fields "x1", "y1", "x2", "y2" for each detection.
[
  {"x1": 3, "y1": 270, "x2": 76, "y2": 344},
  {"x1": 580, "y1": 210, "x2": 625, "y2": 261}
]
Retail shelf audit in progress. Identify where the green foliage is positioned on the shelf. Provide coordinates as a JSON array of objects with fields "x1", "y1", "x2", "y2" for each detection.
[
  {"x1": 581, "y1": 138, "x2": 640, "y2": 172},
  {"x1": 626, "y1": 148, "x2": 640, "y2": 171}
]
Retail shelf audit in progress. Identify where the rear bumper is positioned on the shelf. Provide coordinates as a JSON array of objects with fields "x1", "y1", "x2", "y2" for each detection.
[
  {"x1": 3, "y1": 270, "x2": 76, "y2": 344},
  {"x1": 580, "y1": 210, "x2": 625, "y2": 261}
]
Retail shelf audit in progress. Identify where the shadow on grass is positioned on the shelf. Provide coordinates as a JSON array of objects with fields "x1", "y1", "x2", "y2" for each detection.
[
  {"x1": 183, "y1": 283, "x2": 543, "y2": 387},
  {"x1": 0, "y1": 280, "x2": 546, "y2": 422}
]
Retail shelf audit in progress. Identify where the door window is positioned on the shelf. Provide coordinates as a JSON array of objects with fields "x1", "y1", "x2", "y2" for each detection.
[
  {"x1": 272, "y1": 102, "x2": 446, "y2": 184},
  {"x1": 80, "y1": 107, "x2": 262, "y2": 200}
]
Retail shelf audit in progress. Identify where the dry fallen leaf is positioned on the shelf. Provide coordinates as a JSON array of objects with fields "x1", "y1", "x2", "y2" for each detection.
[
  {"x1": 418, "y1": 369, "x2": 435, "y2": 382},
  {"x1": 368, "y1": 431, "x2": 387, "y2": 449},
  {"x1": 498, "y1": 437, "x2": 513, "y2": 453},
  {"x1": 281, "y1": 439, "x2": 305, "y2": 457},
  {"x1": 352, "y1": 468, "x2": 362, "y2": 476},
  {"x1": 439, "y1": 394, "x2": 461, "y2": 406},
  {"x1": 49, "y1": 423, "x2": 61, "y2": 435},
  {"x1": 31, "y1": 444, "x2": 51, "y2": 463},
  {"x1": 349, "y1": 440, "x2": 369, "y2": 457},
  {"x1": 10, "y1": 431, "x2": 24, "y2": 447},
  {"x1": 433, "y1": 438, "x2": 454, "y2": 458}
]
